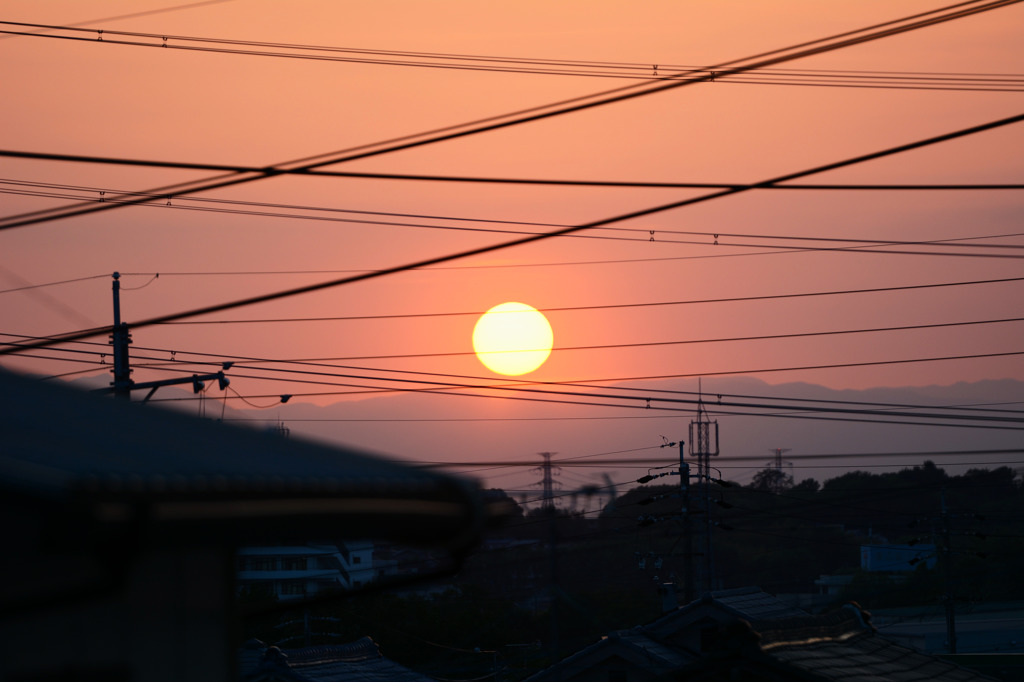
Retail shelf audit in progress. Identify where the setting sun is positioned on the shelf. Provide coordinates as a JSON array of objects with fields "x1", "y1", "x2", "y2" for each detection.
[{"x1": 472, "y1": 302, "x2": 553, "y2": 376}]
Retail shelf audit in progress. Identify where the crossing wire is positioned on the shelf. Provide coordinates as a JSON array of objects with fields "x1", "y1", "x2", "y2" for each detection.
[
  {"x1": 2, "y1": 0, "x2": 1019, "y2": 231},
  {"x1": 4, "y1": 106, "x2": 1024, "y2": 358}
]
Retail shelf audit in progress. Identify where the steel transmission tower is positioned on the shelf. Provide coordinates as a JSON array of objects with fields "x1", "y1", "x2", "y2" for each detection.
[
  {"x1": 537, "y1": 452, "x2": 560, "y2": 512},
  {"x1": 769, "y1": 447, "x2": 792, "y2": 471},
  {"x1": 688, "y1": 393, "x2": 719, "y2": 594}
]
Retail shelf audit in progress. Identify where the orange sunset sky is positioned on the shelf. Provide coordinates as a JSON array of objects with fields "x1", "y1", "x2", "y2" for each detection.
[{"x1": 2, "y1": 1, "x2": 1023, "y2": 491}]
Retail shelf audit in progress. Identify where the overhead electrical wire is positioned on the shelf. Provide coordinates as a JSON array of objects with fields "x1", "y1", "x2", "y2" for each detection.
[
  {"x1": 5, "y1": 179, "x2": 1024, "y2": 258},
  {"x1": 148, "y1": 275, "x2": 1024, "y2": 325},
  {"x1": 5, "y1": 172, "x2": 1024, "y2": 194},
  {"x1": 5, "y1": 109, "x2": 1024, "y2": 358},
  {"x1": 4, "y1": 156, "x2": 1024, "y2": 191},
  {"x1": 2, "y1": 0, "x2": 1018, "y2": 232},
  {"x1": 5, "y1": 178, "x2": 1024, "y2": 262},
  {"x1": 3, "y1": 1, "x2": 1021, "y2": 370},
  {"x1": 119, "y1": 314, "x2": 1024, "y2": 363},
  {"x1": 11, "y1": 332, "x2": 1023, "y2": 419},
  {"x1": 9, "y1": 310, "x2": 1024, "y2": 420},
  {"x1": 3, "y1": 18, "x2": 1024, "y2": 92},
  {"x1": 393, "y1": 449, "x2": 1024, "y2": 469},
  {"x1": 15, "y1": 339, "x2": 1021, "y2": 429},
  {"x1": 0, "y1": 273, "x2": 111, "y2": 295},
  {"x1": 418, "y1": 454, "x2": 1024, "y2": 470},
  {"x1": 266, "y1": 316, "x2": 1024, "y2": 360},
  {"x1": 165, "y1": 367, "x2": 1024, "y2": 427},
  {"x1": 11, "y1": 345, "x2": 1024, "y2": 431},
  {"x1": 0, "y1": 0, "x2": 238, "y2": 37},
  {"x1": 11, "y1": 336, "x2": 1024, "y2": 429}
]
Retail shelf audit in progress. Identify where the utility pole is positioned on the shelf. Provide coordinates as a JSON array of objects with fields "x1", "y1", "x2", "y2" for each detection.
[
  {"x1": 110, "y1": 272, "x2": 133, "y2": 399},
  {"x1": 910, "y1": 487, "x2": 986, "y2": 654},
  {"x1": 680, "y1": 445, "x2": 694, "y2": 604},
  {"x1": 941, "y1": 487, "x2": 957, "y2": 654},
  {"x1": 101, "y1": 271, "x2": 231, "y2": 403}
]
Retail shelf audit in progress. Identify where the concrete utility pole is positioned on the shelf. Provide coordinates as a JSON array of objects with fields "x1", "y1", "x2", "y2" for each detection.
[
  {"x1": 110, "y1": 272, "x2": 133, "y2": 399},
  {"x1": 103, "y1": 272, "x2": 231, "y2": 402}
]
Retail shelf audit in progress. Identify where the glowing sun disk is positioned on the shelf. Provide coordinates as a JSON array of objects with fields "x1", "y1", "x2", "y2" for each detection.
[{"x1": 472, "y1": 302, "x2": 553, "y2": 376}]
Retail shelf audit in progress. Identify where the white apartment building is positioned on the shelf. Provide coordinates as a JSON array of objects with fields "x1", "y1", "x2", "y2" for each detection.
[{"x1": 236, "y1": 541, "x2": 376, "y2": 600}]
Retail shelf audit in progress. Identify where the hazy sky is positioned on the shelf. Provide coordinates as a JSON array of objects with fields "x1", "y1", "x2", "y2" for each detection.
[{"x1": 2, "y1": 1, "x2": 1023, "y2": 495}]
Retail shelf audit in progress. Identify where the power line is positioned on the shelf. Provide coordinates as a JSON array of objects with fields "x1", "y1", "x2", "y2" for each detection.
[
  {"x1": 4, "y1": 18, "x2": 1024, "y2": 92},
  {"x1": 13, "y1": 341, "x2": 1024, "y2": 430},
  {"x1": 0, "y1": 1, "x2": 238, "y2": 39},
  {"x1": 2, "y1": 0, "x2": 1018, "y2": 231},
  {"x1": 14, "y1": 343, "x2": 1024, "y2": 430},
  {"x1": 16, "y1": 332, "x2": 1024, "y2": 419},
  {"x1": 5, "y1": 159, "x2": 1024, "y2": 191},
  {"x1": 391, "y1": 449, "x2": 1024, "y2": 469},
  {"x1": 26, "y1": 311, "x2": 1005, "y2": 383},
  {"x1": 9, "y1": 333, "x2": 1024, "y2": 424},
  {"x1": 30, "y1": 179, "x2": 1006, "y2": 266},
  {"x1": 155, "y1": 316, "x2": 1024, "y2": 360},
  {"x1": 5, "y1": 107, "x2": 1024, "y2": 358},
  {"x1": 5, "y1": 179, "x2": 1024, "y2": 258},
  {"x1": 0, "y1": 273, "x2": 110, "y2": 295},
  {"x1": 11, "y1": 328, "x2": 1024, "y2": 424},
  {"x1": 96, "y1": 275, "x2": 1024, "y2": 322},
  {"x1": 53, "y1": 345, "x2": 1020, "y2": 428},
  {"x1": 18, "y1": 270, "x2": 999, "y2": 315}
]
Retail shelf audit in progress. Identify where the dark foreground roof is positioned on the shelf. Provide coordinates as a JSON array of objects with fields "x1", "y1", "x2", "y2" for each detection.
[
  {"x1": 710, "y1": 585, "x2": 809, "y2": 620},
  {"x1": 527, "y1": 588, "x2": 997, "y2": 682},
  {"x1": 673, "y1": 604, "x2": 998, "y2": 682},
  {"x1": 241, "y1": 637, "x2": 433, "y2": 682},
  {"x1": 0, "y1": 368, "x2": 490, "y2": 548}
]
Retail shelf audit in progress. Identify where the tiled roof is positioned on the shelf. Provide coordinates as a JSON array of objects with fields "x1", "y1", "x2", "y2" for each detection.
[
  {"x1": 644, "y1": 585, "x2": 808, "y2": 641},
  {"x1": 528, "y1": 589, "x2": 999, "y2": 682},
  {"x1": 605, "y1": 630, "x2": 692, "y2": 669},
  {"x1": 769, "y1": 627, "x2": 996, "y2": 681},
  {"x1": 712, "y1": 586, "x2": 809, "y2": 620},
  {"x1": 242, "y1": 638, "x2": 434, "y2": 682},
  {"x1": 682, "y1": 604, "x2": 999, "y2": 681},
  {"x1": 521, "y1": 629, "x2": 692, "y2": 681}
]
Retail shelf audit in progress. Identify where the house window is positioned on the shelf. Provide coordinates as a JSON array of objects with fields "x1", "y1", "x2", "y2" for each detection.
[
  {"x1": 280, "y1": 582, "x2": 305, "y2": 596},
  {"x1": 282, "y1": 558, "x2": 305, "y2": 571},
  {"x1": 352, "y1": 556, "x2": 362, "y2": 564}
]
